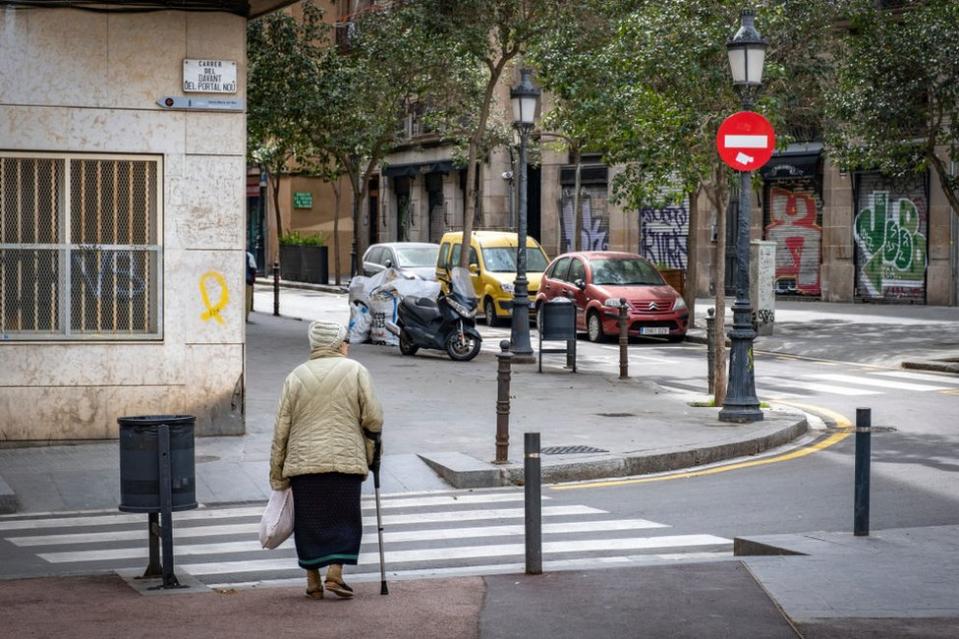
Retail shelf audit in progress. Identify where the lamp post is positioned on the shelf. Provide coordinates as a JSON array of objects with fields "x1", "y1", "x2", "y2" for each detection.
[
  {"x1": 508, "y1": 68, "x2": 540, "y2": 360},
  {"x1": 719, "y1": 9, "x2": 766, "y2": 424}
]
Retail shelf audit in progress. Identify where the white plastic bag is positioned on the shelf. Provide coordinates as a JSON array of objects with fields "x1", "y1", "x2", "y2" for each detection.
[
  {"x1": 348, "y1": 300, "x2": 372, "y2": 344},
  {"x1": 369, "y1": 291, "x2": 399, "y2": 346},
  {"x1": 258, "y1": 488, "x2": 294, "y2": 550}
]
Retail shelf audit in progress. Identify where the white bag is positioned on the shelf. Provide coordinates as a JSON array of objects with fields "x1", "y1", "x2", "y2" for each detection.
[
  {"x1": 348, "y1": 300, "x2": 372, "y2": 344},
  {"x1": 258, "y1": 488, "x2": 294, "y2": 549}
]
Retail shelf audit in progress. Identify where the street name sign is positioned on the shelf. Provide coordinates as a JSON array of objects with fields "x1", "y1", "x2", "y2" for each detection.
[
  {"x1": 183, "y1": 59, "x2": 237, "y2": 94},
  {"x1": 716, "y1": 111, "x2": 775, "y2": 171},
  {"x1": 157, "y1": 96, "x2": 245, "y2": 112}
]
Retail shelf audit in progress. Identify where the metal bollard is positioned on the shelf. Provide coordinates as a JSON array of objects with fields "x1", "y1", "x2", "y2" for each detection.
[
  {"x1": 495, "y1": 340, "x2": 513, "y2": 464},
  {"x1": 618, "y1": 297, "x2": 628, "y2": 379},
  {"x1": 854, "y1": 408, "x2": 872, "y2": 536},
  {"x1": 272, "y1": 261, "x2": 280, "y2": 317},
  {"x1": 706, "y1": 308, "x2": 716, "y2": 394},
  {"x1": 524, "y1": 432, "x2": 542, "y2": 575}
]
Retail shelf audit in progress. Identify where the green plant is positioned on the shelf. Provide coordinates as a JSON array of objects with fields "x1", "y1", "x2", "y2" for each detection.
[{"x1": 280, "y1": 231, "x2": 327, "y2": 247}]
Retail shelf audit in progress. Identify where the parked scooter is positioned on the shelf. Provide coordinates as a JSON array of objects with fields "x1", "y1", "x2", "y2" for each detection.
[{"x1": 391, "y1": 267, "x2": 482, "y2": 361}]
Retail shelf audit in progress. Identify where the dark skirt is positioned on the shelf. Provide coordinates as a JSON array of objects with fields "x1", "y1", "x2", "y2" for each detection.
[{"x1": 290, "y1": 472, "x2": 363, "y2": 570}]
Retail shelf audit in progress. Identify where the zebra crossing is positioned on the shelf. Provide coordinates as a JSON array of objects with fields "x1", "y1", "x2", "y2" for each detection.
[{"x1": 0, "y1": 490, "x2": 731, "y2": 589}]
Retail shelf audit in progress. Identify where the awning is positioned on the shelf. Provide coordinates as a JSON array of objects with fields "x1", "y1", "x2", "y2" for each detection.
[
  {"x1": 760, "y1": 143, "x2": 823, "y2": 180},
  {"x1": 382, "y1": 160, "x2": 457, "y2": 178}
]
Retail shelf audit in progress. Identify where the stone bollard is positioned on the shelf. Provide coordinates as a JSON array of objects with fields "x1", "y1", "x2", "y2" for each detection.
[
  {"x1": 495, "y1": 340, "x2": 513, "y2": 464},
  {"x1": 706, "y1": 308, "x2": 716, "y2": 394}
]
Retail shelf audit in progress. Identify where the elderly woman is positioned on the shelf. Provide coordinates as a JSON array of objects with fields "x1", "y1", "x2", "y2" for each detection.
[{"x1": 270, "y1": 320, "x2": 383, "y2": 599}]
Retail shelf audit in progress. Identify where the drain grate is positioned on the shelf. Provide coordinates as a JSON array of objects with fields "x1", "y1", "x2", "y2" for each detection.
[
  {"x1": 541, "y1": 445, "x2": 609, "y2": 455},
  {"x1": 595, "y1": 412, "x2": 635, "y2": 418}
]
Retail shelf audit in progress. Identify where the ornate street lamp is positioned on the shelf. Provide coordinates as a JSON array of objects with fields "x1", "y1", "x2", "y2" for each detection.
[
  {"x1": 719, "y1": 9, "x2": 766, "y2": 423},
  {"x1": 508, "y1": 68, "x2": 540, "y2": 360}
]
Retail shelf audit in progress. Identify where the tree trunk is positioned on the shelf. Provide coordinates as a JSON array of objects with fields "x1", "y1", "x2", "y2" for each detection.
[
  {"x1": 684, "y1": 188, "x2": 700, "y2": 322},
  {"x1": 332, "y1": 178, "x2": 342, "y2": 286},
  {"x1": 573, "y1": 148, "x2": 583, "y2": 252},
  {"x1": 475, "y1": 161, "x2": 485, "y2": 229},
  {"x1": 460, "y1": 58, "x2": 510, "y2": 268},
  {"x1": 271, "y1": 171, "x2": 283, "y2": 264},
  {"x1": 712, "y1": 176, "x2": 729, "y2": 407},
  {"x1": 928, "y1": 151, "x2": 959, "y2": 221}
]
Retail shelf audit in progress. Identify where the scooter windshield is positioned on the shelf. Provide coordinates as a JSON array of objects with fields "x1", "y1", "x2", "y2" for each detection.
[{"x1": 449, "y1": 267, "x2": 477, "y2": 301}]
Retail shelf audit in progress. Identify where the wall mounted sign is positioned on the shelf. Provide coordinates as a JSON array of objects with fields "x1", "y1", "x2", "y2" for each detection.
[
  {"x1": 156, "y1": 96, "x2": 245, "y2": 112},
  {"x1": 293, "y1": 192, "x2": 313, "y2": 209},
  {"x1": 716, "y1": 111, "x2": 776, "y2": 171},
  {"x1": 183, "y1": 59, "x2": 237, "y2": 94}
]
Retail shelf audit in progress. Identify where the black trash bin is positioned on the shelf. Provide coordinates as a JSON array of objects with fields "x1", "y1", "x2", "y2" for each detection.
[
  {"x1": 118, "y1": 415, "x2": 197, "y2": 513},
  {"x1": 538, "y1": 298, "x2": 577, "y2": 373}
]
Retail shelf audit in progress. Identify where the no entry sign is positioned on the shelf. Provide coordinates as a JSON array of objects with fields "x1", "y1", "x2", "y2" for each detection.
[{"x1": 716, "y1": 111, "x2": 775, "y2": 171}]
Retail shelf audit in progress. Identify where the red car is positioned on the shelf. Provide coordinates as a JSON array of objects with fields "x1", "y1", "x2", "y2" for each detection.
[{"x1": 535, "y1": 251, "x2": 689, "y2": 342}]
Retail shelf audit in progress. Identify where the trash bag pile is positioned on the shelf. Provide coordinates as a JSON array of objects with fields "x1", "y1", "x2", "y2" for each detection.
[{"x1": 348, "y1": 269, "x2": 440, "y2": 346}]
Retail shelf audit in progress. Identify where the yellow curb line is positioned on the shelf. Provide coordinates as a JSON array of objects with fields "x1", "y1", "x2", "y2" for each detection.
[{"x1": 551, "y1": 402, "x2": 852, "y2": 491}]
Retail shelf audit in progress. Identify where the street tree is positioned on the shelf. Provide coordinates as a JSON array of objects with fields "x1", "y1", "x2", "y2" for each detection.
[
  {"x1": 416, "y1": 0, "x2": 582, "y2": 269},
  {"x1": 826, "y1": 0, "x2": 959, "y2": 218},
  {"x1": 588, "y1": 0, "x2": 835, "y2": 404},
  {"x1": 247, "y1": 4, "x2": 321, "y2": 260}
]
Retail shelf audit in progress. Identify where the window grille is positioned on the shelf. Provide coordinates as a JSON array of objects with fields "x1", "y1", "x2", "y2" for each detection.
[{"x1": 0, "y1": 153, "x2": 162, "y2": 340}]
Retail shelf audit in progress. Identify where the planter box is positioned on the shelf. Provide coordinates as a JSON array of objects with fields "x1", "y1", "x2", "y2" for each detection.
[
  {"x1": 659, "y1": 268, "x2": 686, "y2": 297},
  {"x1": 279, "y1": 245, "x2": 303, "y2": 281},
  {"x1": 300, "y1": 245, "x2": 329, "y2": 284}
]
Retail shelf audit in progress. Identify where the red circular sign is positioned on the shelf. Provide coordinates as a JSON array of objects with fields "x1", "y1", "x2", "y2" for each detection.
[{"x1": 716, "y1": 111, "x2": 776, "y2": 171}]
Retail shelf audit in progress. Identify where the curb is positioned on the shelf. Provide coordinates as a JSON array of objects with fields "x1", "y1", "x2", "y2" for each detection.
[
  {"x1": 419, "y1": 412, "x2": 807, "y2": 489},
  {"x1": 254, "y1": 278, "x2": 348, "y2": 295},
  {"x1": 902, "y1": 360, "x2": 959, "y2": 374},
  {"x1": 0, "y1": 473, "x2": 19, "y2": 514}
]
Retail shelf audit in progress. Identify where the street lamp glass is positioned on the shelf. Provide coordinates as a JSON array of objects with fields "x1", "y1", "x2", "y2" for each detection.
[
  {"x1": 726, "y1": 10, "x2": 767, "y2": 86},
  {"x1": 510, "y1": 68, "x2": 540, "y2": 126}
]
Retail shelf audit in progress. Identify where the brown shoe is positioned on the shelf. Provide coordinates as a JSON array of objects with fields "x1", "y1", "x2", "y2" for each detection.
[
  {"x1": 305, "y1": 568, "x2": 324, "y2": 599},
  {"x1": 324, "y1": 564, "x2": 354, "y2": 599}
]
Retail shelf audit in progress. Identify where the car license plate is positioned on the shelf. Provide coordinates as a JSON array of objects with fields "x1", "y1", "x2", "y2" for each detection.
[{"x1": 640, "y1": 327, "x2": 670, "y2": 336}]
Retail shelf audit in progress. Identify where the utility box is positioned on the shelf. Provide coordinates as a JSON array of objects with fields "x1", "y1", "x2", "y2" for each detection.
[{"x1": 750, "y1": 240, "x2": 776, "y2": 336}]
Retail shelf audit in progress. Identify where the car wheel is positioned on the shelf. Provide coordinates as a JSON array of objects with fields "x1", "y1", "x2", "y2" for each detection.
[
  {"x1": 587, "y1": 311, "x2": 605, "y2": 343},
  {"x1": 485, "y1": 298, "x2": 500, "y2": 327}
]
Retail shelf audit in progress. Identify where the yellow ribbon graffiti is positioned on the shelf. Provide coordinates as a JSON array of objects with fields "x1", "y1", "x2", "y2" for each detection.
[{"x1": 199, "y1": 271, "x2": 229, "y2": 325}]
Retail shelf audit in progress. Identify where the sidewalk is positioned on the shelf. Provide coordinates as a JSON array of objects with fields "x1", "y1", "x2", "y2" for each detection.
[
  {"x1": 3, "y1": 526, "x2": 957, "y2": 638},
  {"x1": 688, "y1": 297, "x2": 959, "y2": 370},
  {"x1": 0, "y1": 308, "x2": 805, "y2": 513}
]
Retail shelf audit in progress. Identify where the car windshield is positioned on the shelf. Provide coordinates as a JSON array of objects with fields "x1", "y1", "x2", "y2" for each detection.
[
  {"x1": 590, "y1": 259, "x2": 664, "y2": 286},
  {"x1": 481, "y1": 247, "x2": 549, "y2": 273},
  {"x1": 449, "y1": 267, "x2": 476, "y2": 299},
  {"x1": 395, "y1": 246, "x2": 438, "y2": 267}
]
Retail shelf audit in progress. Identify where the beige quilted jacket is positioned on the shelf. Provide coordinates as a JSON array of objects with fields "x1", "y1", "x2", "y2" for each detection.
[{"x1": 269, "y1": 349, "x2": 384, "y2": 490}]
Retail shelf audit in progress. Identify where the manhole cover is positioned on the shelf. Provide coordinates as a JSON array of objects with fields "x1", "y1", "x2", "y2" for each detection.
[
  {"x1": 541, "y1": 445, "x2": 609, "y2": 455},
  {"x1": 595, "y1": 412, "x2": 635, "y2": 418}
]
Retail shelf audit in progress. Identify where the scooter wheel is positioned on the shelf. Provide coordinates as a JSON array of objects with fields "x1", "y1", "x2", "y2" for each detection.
[
  {"x1": 399, "y1": 330, "x2": 419, "y2": 356},
  {"x1": 446, "y1": 333, "x2": 481, "y2": 361}
]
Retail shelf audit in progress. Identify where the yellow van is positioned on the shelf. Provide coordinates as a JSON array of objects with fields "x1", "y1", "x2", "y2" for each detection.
[{"x1": 436, "y1": 231, "x2": 550, "y2": 326}]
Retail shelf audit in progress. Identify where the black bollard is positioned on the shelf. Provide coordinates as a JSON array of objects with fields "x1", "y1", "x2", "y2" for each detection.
[
  {"x1": 524, "y1": 432, "x2": 542, "y2": 575},
  {"x1": 854, "y1": 408, "x2": 871, "y2": 536},
  {"x1": 272, "y1": 261, "x2": 280, "y2": 317},
  {"x1": 495, "y1": 340, "x2": 513, "y2": 464},
  {"x1": 706, "y1": 308, "x2": 716, "y2": 394},
  {"x1": 618, "y1": 298, "x2": 628, "y2": 379}
]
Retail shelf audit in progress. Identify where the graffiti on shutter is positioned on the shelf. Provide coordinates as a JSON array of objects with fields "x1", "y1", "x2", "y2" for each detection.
[
  {"x1": 560, "y1": 187, "x2": 609, "y2": 253},
  {"x1": 638, "y1": 198, "x2": 689, "y2": 270},
  {"x1": 764, "y1": 186, "x2": 821, "y2": 295},
  {"x1": 854, "y1": 174, "x2": 927, "y2": 302}
]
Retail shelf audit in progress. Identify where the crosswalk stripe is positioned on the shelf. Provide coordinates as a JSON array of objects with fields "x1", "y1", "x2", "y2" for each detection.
[
  {"x1": 805, "y1": 373, "x2": 949, "y2": 392},
  {"x1": 0, "y1": 494, "x2": 549, "y2": 532},
  {"x1": 762, "y1": 379, "x2": 882, "y2": 396},
  {"x1": 871, "y1": 370, "x2": 959, "y2": 385},
  {"x1": 34, "y1": 518, "x2": 668, "y2": 563},
  {"x1": 182, "y1": 534, "x2": 732, "y2": 576},
  {"x1": 206, "y1": 551, "x2": 734, "y2": 590}
]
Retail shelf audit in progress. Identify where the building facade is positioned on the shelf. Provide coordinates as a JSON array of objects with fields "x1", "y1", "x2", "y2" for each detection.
[{"x1": 0, "y1": 1, "x2": 293, "y2": 442}]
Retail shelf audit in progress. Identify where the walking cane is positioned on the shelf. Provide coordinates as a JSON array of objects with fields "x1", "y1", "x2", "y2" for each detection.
[{"x1": 369, "y1": 433, "x2": 389, "y2": 595}]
